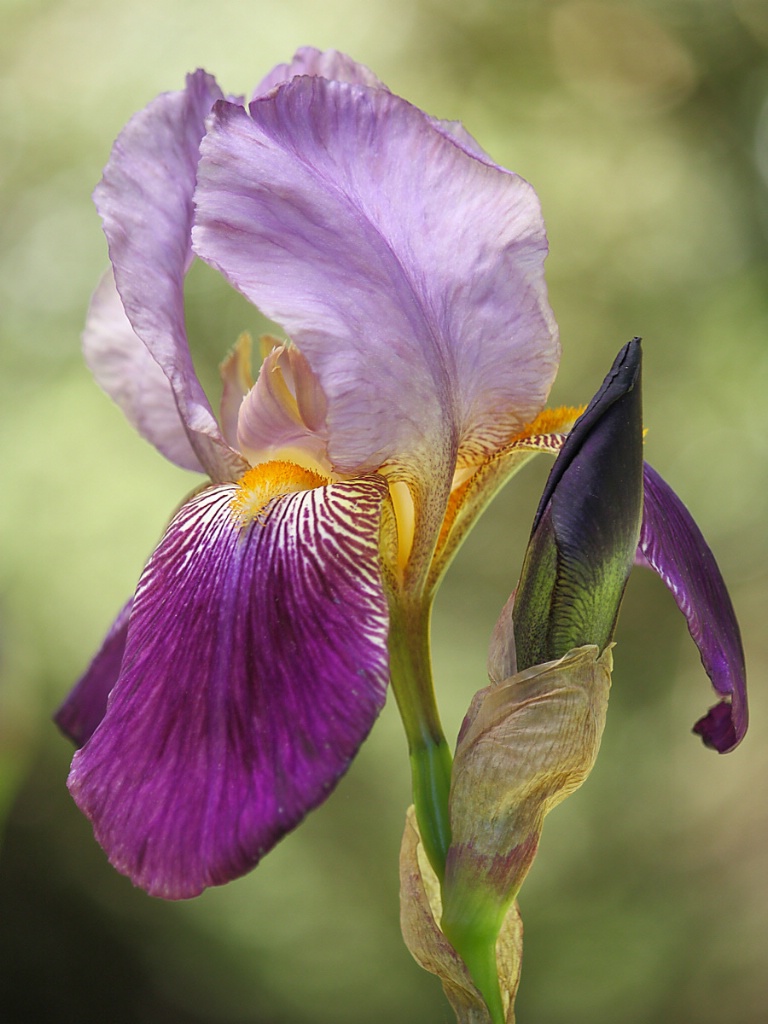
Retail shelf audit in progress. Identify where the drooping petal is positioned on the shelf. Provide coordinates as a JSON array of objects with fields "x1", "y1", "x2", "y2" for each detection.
[
  {"x1": 55, "y1": 600, "x2": 132, "y2": 747},
  {"x1": 253, "y1": 45, "x2": 386, "y2": 97},
  {"x1": 639, "y1": 462, "x2": 747, "y2": 752},
  {"x1": 67, "y1": 474, "x2": 390, "y2": 898},
  {"x1": 193, "y1": 77, "x2": 559, "y2": 478},
  {"x1": 83, "y1": 271, "x2": 204, "y2": 472},
  {"x1": 94, "y1": 70, "x2": 247, "y2": 483}
]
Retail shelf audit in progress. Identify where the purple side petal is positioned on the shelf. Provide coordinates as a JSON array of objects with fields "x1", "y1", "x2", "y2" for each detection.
[
  {"x1": 67, "y1": 477, "x2": 390, "y2": 898},
  {"x1": 194, "y1": 78, "x2": 558, "y2": 476},
  {"x1": 55, "y1": 600, "x2": 133, "y2": 747},
  {"x1": 639, "y1": 462, "x2": 747, "y2": 752},
  {"x1": 83, "y1": 271, "x2": 204, "y2": 472},
  {"x1": 95, "y1": 70, "x2": 246, "y2": 483},
  {"x1": 253, "y1": 46, "x2": 386, "y2": 97}
]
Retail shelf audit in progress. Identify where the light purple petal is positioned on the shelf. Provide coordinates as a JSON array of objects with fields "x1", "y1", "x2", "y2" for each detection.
[
  {"x1": 55, "y1": 600, "x2": 133, "y2": 747},
  {"x1": 427, "y1": 116, "x2": 493, "y2": 163},
  {"x1": 253, "y1": 46, "x2": 386, "y2": 97},
  {"x1": 236, "y1": 344, "x2": 331, "y2": 470},
  {"x1": 95, "y1": 70, "x2": 247, "y2": 483},
  {"x1": 218, "y1": 333, "x2": 254, "y2": 450},
  {"x1": 83, "y1": 271, "x2": 205, "y2": 472},
  {"x1": 639, "y1": 462, "x2": 747, "y2": 752},
  {"x1": 193, "y1": 78, "x2": 559, "y2": 477},
  {"x1": 67, "y1": 476, "x2": 390, "y2": 898},
  {"x1": 257, "y1": 47, "x2": 489, "y2": 165}
]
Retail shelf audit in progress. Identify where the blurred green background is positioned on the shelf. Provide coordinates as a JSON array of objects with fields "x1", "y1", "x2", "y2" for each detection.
[{"x1": 1, "y1": 0, "x2": 766, "y2": 1021}]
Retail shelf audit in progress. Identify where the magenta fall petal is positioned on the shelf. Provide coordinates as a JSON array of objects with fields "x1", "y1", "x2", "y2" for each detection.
[
  {"x1": 67, "y1": 477, "x2": 390, "y2": 898},
  {"x1": 55, "y1": 600, "x2": 132, "y2": 748}
]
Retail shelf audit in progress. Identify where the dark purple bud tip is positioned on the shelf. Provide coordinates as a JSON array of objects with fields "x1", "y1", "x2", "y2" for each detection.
[
  {"x1": 531, "y1": 338, "x2": 643, "y2": 538},
  {"x1": 513, "y1": 340, "x2": 644, "y2": 671}
]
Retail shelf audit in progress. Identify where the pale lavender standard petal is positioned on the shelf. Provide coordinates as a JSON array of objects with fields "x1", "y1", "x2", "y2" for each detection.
[
  {"x1": 639, "y1": 462, "x2": 747, "y2": 752},
  {"x1": 256, "y1": 45, "x2": 488, "y2": 162},
  {"x1": 55, "y1": 600, "x2": 132, "y2": 747},
  {"x1": 83, "y1": 271, "x2": 204, "y2": 472},
  {"x1": 95, "y1": 70, "x2": 246, "y2": 483},
  {"x1": 253, "y1": 45, "x2": 386, "y2": 97},
  {"x1": 67, "y1": 478, "x2": 390, "y2": 898},
  {"x1": 193, "y1": 77, "x2": 559, "y2": 476}
]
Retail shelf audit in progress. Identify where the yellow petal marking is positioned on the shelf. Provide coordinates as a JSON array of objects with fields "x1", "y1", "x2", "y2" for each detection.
[
  {"x1": 435, "y1": 405, "x2": 585, "y2": 555},
  {"x1": 506, "y1": 404, "x2": 586, "y2": 445},
  {"x1": 389, "y1": 479, "x2": 417, "y2": 574},
  {"x1": 258, "y1": 333, "x2": 285, "y2": 362},
  {"x1": 219, "y1": 331, "x2": 255, "y2": 394},
  {"x1": 230, "y1": 460, "x2": 330, "y2": 526}
]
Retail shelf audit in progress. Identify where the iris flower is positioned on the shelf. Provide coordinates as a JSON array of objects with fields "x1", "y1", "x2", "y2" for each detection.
[{"x1": 57, "y1": 49, "x2": 746, "y2": 903}]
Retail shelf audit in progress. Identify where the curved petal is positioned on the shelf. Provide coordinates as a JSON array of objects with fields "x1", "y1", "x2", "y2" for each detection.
[
  {"x1": 237, "y1": 343, "x2": 331, "y2": 471},
  {"x1": 639, "y1": 462, "x2": 747, "y2": 752},
  {"x1": 218, "y1": 332, "x2": 254, "y2": 450},
  {"x1": 67, "y1": 476, "x2": 390, "y2": 898},
  {"x1": 193, "y1": 78, "x2": 559, "y2": 477},
  {"x1": 256, "y1": 46, "x2": 488, "y2": 164},
  {"x1": 55, "y1": 600, "x2": 133, "y2": 747},
  {"x1": 95, "y1": 70, "x2": 246, "y2": 482},
  {"x1": 253, "y1": 46, "x2": 386, "y2": 97},
  {"x1": 427, "y1": 116, "x2": 493, "y2": 163},
  {"x1": 83, "y1": 271, "x2": 205, "y2": 472}
]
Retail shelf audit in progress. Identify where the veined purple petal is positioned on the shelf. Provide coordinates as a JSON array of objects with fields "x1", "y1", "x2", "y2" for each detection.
[
  {"x1": 639, "y1": 463, "x2": 747, "y2": 752},
  {"x1": 55, "y1": 600, "x2": 133, "y2": 747},
  {"x1": 253, "y1": 46, "x2": 386, "y2": 97},
  {"x1": 193, "y1": 77, "x2": 559, "y2": 477},
  {"x1": 95, "y1": 70, "x2": 247, "y2": 483},
  {"x1": 83, "y1": 271, "x2": 204, "y2": 473},
  {"x1": 67, "y1": 476, "x2": 390, "y2": 898}
]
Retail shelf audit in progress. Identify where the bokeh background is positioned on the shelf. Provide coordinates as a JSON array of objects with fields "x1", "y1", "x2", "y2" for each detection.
[{"x1": 1, "y1": 0, "x2": 767, "y2": 1021}]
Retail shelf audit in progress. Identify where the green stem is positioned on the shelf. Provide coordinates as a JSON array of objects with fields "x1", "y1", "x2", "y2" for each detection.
[
  {"x1": 388, "y1": 595, "x2": 452, "y2": 881},
  {"x1": 442, "y1": 892, "x2": 507, "y2": 1024},
  {"x1": 388, "y1": 594, "x2": 504, "y2": 1023}
]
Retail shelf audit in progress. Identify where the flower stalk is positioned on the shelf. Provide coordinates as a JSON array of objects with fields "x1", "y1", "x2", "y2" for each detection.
[{"x1": 388, "y1": 595, "x2": 453, "y2": 881}]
